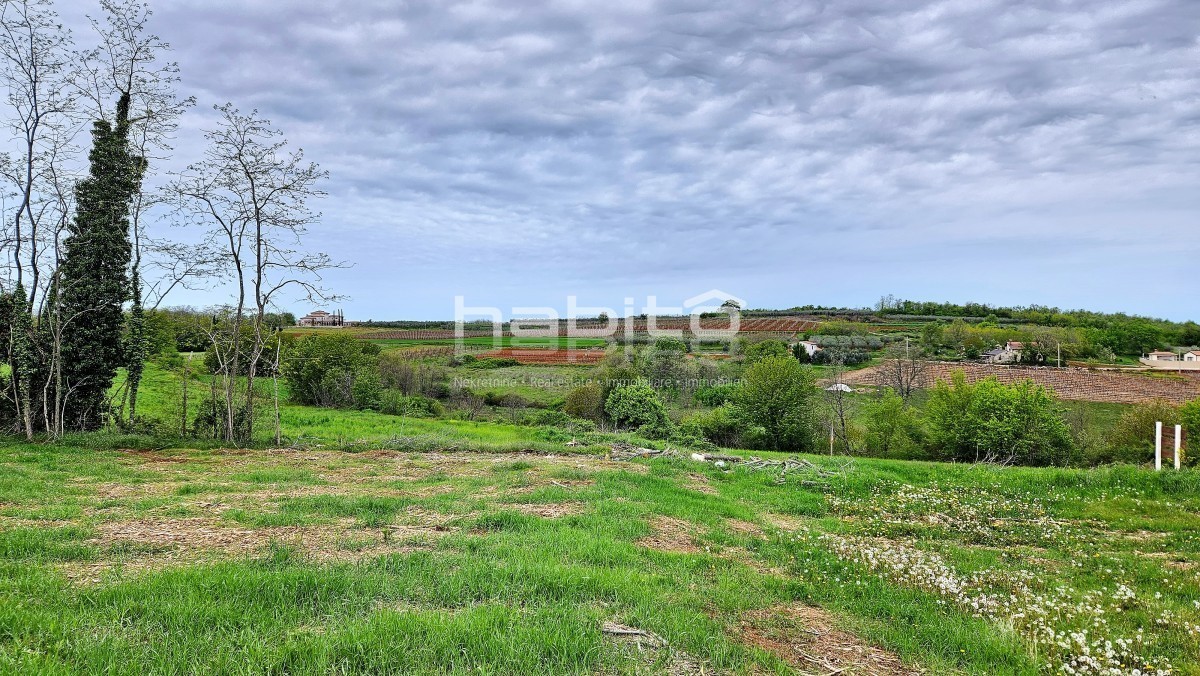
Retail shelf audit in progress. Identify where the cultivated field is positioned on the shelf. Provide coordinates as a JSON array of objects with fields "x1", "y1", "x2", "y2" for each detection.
[
  {"x1": 475, "y1": 347, "x2": 608, "y2": 365},
  {"x1": 1, "y1": 442, "x2": 1197, "y2": 674},
  {"x1": 843, "y1": 362, "x2": 1200, "y2": 405}
]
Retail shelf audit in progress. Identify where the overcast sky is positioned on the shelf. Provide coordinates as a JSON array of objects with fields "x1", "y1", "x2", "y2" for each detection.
[{"x1": 57, "y1": 0, "x2": 1200, "y2": 320}]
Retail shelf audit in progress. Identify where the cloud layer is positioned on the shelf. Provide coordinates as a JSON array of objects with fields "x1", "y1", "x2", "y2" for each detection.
[{"x1": 58, "y1": 0, "x2": 1200, "y2": 318}]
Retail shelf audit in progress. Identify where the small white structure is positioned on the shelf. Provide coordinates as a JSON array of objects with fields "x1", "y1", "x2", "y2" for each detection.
[
  {"x1": 1141, "y1": 350, "x2": 1200, "y2": 370},
  {"x1": 793, "y1": 340, "x2": 821, "y2": 357},
  {"x1": 983, "y1": 341, "x2": 1023, "y2": 364},
  {"x1": 825, "y1": 383, "x2": 853, "y2": 392}
]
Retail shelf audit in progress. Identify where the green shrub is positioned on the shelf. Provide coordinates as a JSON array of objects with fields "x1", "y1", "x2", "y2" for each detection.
[
  {"x1": 1103, "y1": 400, "x2": 1181, "y2": 465},
  {"x1": 743, "y1": 339, "x2": 789, "y2": 364},
  {"x1": 680, "y1": 404, "x2": 742, "y2": 447},
  {"x1": 522, "y1": 409, "x2": 596, "y2": 434},
  {"x1": 564, "y1": 384, "x2": 605, "y2": 421},
  {"x1": 282, "y1": 333, "x2": 381, "y2": 408},
  {"x1": 379, "y1": 354, "x2": 449, "y2": 397},
  {"x1": 693, "y1": 383, "x2": 739, "y2": 407},
  {"x1": 653, "y1": 337, "x2": 688, "y2": 353},
  {"x1": 1183, "y1": 399, "x2": 1200, "y2": 453},
  {"x1": 925, "y1": 371, "x2": 1075, "y2": 466},
  {"x1": 734, "y1": 356, "x2": 820, "y2": 452},
  {"x1": 605, "y1": 384, "x2": 674, "y2": 437},
  {"x1": 378, "y1": 391, "x2": 444, "y2": 418},
  {"x1": 860, "y1": 390, "x2": 926, "y2": 459},
  {"x1": 811, "y1": 348, "x2": 870, "y2": 365},
  {"x1": 464, "y1": 357, "x2": 519, "y2": 369}
]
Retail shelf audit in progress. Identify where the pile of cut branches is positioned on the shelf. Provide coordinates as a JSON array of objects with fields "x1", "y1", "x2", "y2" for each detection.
[{"x1": 608, "y1": 443, "x2": 846, "y2": 484}]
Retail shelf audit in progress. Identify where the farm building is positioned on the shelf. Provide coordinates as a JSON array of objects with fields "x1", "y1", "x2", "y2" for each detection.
[
  {"x1": 1141, "y1": 350, "x2": 1200, "y2": 370},
  {"x1": 298, "y1": 310, "x2": 346, "y2": 327},
  {"x1": 792, "y1": 340, "x2": 821, "y2": 357},
  {"x1": 983, "y1": 341, "x2": 1024, "y2": 364}
]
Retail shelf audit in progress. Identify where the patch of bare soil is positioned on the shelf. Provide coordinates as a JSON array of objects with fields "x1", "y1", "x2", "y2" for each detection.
[
  {"x1": 1141, "y1": 551, "x2": 1199, "y2": 571},
  {"x1": 601, "y1": 622, "x2": 714, "y2": 675},
  {"x1": 726, "y1": 519, "x2": 764, "y2": 537},
  {"x1": 686, "y1": 473, "x2": 718, "y2": 496},
  {"x1": 738, "y1": 604, "x2": 919, "y2": 675},
  {"x1": 60, "y1": 516, "x2": 451, "y2": 584},
  {"x1": 637, "y1": 516, "x2": 700, "y2": 554},
  {"x1": 763, "y1": 513, "x2": 807, "y2": 532},
  {"x1": 510, "y1": 502, "x2": 583, "y2": 518},
  {"x1": 118, "y1": 449, "x2": 194, "y2": 464}
]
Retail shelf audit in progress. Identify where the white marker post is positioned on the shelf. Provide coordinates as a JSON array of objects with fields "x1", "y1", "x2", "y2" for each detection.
[
  {"x1": 1155, "y1": 421, "x2": 1163, "y2": 471},
  {"x1": 1176, "y1": 424, "x2": 1183, "y2": 470}
]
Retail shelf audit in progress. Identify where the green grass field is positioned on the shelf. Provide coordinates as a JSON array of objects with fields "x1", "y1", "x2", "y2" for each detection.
[
  {"x1": 4, "y1": 361, "x2": 1194, "y2": 673},
  {"x1": 366, "y1": 336, "x2": 610, "y2": 350},
  {"x1": 1, "y1": 442, "x2": 1197, "y2": 674}
]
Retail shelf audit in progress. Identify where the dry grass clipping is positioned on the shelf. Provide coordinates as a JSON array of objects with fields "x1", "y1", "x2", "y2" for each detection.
[{"x1": 738, "y1": 603, "x2": 919, "y2": 675}]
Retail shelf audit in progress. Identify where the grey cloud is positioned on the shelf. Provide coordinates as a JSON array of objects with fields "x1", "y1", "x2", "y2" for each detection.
[{"x1": 43, "y1": 0, "x2": 1200, "y2": 318}]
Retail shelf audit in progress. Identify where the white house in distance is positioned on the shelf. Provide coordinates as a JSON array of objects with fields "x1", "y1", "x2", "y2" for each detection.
[
  {"x1": 1141, "y1": 350, "x2": 1200, "y2": 370},
  {"x1": 793, "y1": 340, "x2": 821, "y2": 358},
  {"x1": 983, "y1": 341, "x2": 1024, "y2": 364}
]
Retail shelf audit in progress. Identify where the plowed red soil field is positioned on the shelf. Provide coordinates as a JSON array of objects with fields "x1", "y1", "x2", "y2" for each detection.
[
  {"x1": 842, "y1": 362, "x2": 1200, "y2": 405},
  {"x1": 477, "y1": 348, "x2": 607, "y2": 365}
]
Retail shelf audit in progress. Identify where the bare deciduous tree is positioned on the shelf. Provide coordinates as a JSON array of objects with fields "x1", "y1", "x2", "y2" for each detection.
[
  {"x1": 0, "y1": 0, "x2": 80, "y2": 438},
  {"x1": 874, "y1": 339, "x2": 929, "y2": 403},
  {"x1": 821, "y1": 349, "x2": 855, "y2": 455},
  {"x1": 171, "y1": 104, "x2": 336, "y2": 443}
]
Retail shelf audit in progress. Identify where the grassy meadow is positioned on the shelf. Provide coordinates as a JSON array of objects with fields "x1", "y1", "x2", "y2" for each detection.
[
  {"x1": 1, "y1": 441, "x2": 1198, "y2": 674},
  {"x1": 2, "y1": 356, "x2": 1197, "y2": 674}
]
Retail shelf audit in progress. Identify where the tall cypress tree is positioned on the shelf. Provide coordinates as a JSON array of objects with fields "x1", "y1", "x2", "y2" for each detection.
[{"x1": 58, "y1": 93, "x2": 140, "y2": 430}]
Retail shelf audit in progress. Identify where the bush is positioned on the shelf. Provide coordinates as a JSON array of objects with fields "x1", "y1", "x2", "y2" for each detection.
[
  {"x1": 734, "y1": 356, "x2": 820, "y2": 452},
  {"x1": 925, "y1": 371, "x2": 1075, "y2": 466},
  {"x1": 605, "y1": 384, "x2": 674, "y2": 437},
  {"x1": 525, "y1": 409, "x2": 597, "y2": 434},
  {"x1": 653, "y1": 337, "x2": 689, "y2": 353},
  {"x1": 811, "y1": 349, "x2": 870, "y2": 365},
  {"x1": 282, "y1": 333, "x2": 380, "y2": 408},
  {"x1": 378, "y1": 391, "x2": 444, "y2": 418},
  {"x1": 693, "y1": 383, "x2": 740, "y2": 407},
  {"x1": 1103, "y1": 400, "x2": 1181, "y2": 465},
  {"x1": 680, "y1": 404, "x2": 743, "y2": 447},
  {"x1": 1183, "y1": 399, "x2": 1200, "y2": 451},
  {"x1": 192, "y1": 395, "x2": 254, "y2": 440},
  {"x1": 464, "y1": 357, "x2": 519, "y2": 369},
  {"x1": 860, "y1": 390, "x2": 926, "y2": 459},
  {"x1": 484, "y1": 391, "x2": 534, "y2": 409},
  {"x1": 743, "y1": 339, "x2": 789, "y2": 364},
  {"x1": 564, "y1": 384, "x2": 605, "y2": 421},
  {"x1": 378, "y1": 354, "x2": 448, "y2": 397}
]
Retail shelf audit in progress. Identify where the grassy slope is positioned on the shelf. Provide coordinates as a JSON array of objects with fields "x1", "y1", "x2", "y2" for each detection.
[
  {"x1": 0, "y1": 442, "x2": 1197, "y2": 674},
  {"x1": 6, "y1": 362, "x2": 1191, "y2": 673}
]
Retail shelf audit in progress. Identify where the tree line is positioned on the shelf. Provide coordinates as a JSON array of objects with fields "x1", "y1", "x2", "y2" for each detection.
[{"x1": 0, "y1": 0, "x2": 334, "y2": 443}]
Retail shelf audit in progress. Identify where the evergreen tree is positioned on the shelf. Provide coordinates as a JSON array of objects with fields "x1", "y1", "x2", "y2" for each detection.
[
  {"x1": 58, "y1": 93, "x2": 141, "y2": 430},
  {"x1": 124, "y1": 268, "x2": 148, "y2": 421}
]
